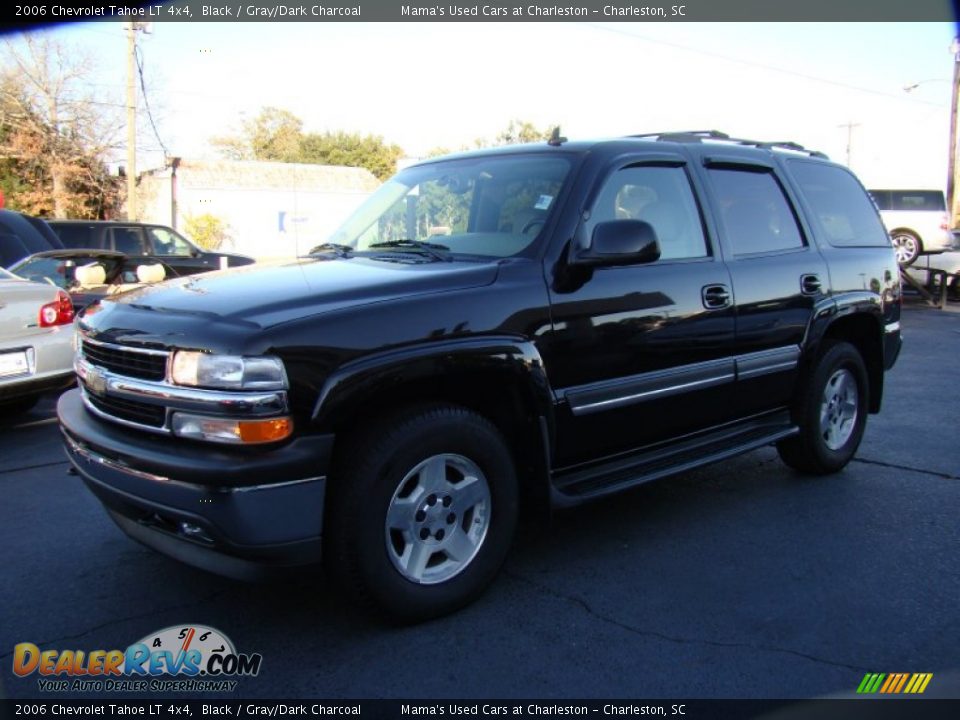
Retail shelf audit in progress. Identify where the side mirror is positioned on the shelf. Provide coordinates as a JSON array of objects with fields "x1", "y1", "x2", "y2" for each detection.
[{"x1": 571, "y1": 219, "x2": 661, "y2": 267}]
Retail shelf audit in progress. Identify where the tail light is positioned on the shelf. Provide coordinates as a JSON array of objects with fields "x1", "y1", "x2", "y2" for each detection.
[
  {"x1": 39, "y1": 290, "x2": 75, "y2": 328},
  {"x1": 940, "y1": 213, "x2": 950, "y2": 231}
]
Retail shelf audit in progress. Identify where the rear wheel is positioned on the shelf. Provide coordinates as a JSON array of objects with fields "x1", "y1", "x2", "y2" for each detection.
[
  {"x1": 777, "y1": 341, "x2": 868, "y2": 475},
  {"x1": 891, "y1": 231, "x2": 921, "y2": 267},
  {"x1": 325, "y1": 404, "x2": 518, "y2": 622}
]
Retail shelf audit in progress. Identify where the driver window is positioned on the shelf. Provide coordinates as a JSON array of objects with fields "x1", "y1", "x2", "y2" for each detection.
[
  {"x1": 147, "y1": 227, "x2": 193, "y2": 256},
  {"x1": 587, "y1": 166, "x2": 709, "y2": 261}
]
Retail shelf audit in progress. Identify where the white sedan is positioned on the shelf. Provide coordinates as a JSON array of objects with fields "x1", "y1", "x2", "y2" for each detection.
[{"x1": 0, "y1": 266, "x2": 76, "y2": 415}]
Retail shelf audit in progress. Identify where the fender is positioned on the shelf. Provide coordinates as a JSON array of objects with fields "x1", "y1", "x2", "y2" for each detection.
[
  {"x1": 311, "y1": 335, "x2": 556, "y2": 459},
  {"x1": 803, "y1": 290, "x2": 888, "y2": 412}
]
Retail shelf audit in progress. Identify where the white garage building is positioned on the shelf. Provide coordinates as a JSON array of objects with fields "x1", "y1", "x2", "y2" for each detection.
[{"x1": 138, "y1": 159, "x2": 381, "y2": 260}]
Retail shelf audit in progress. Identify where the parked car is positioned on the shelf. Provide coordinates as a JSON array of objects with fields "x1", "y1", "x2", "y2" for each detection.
[
  {"x1": 0, "y1": 209, "x2": 64, "y2": 268},
  {"x1": 868, "y1": 189, "x2": 954, "y2": 266},
  {"x1": 59, "y1": 131, "x2": 901, "y2": 621},
  {"x1": 9, "y1": 249, "x2": 177, "y2": 313},
  {"x1": 46, "y1": 220, "x2": 255, "y2": 277},
  {"x1": 0, "y1": 265, "x2": 75, "y2": 414}
]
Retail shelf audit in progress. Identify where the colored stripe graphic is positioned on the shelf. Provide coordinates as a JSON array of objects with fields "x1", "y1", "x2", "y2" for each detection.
[{"x1": 857, "y1": 672, "x2": 933, "y2": 694}]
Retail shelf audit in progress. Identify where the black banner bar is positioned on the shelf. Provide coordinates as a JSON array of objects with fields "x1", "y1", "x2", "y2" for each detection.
[
  {"x1": 0, "y1": 0, "x2": 957, "y2": 24},
  {"x1": 2, "y1": 700, "x2": 960, "y2": 720}
]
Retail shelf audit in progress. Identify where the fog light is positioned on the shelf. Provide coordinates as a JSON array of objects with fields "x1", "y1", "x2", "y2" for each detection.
[{"x1": 171, "y1": 412, "x2": 293, "y2": 445}]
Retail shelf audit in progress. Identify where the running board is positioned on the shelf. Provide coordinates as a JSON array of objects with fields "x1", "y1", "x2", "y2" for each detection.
[{"x1": 551, "y1": 412, "x2": 798, "y2": 505}]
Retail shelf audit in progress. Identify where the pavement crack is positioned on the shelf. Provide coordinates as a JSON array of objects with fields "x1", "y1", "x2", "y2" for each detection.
[
  {"x1": 504, "y1": 570, "x2": 870, "y2": 673},
  {"x1": 0, "y1": 588, "x2": 231, "y2": 661},
  {"x1": 853, "y1": 456, "x2": 959, "y2": 480}
]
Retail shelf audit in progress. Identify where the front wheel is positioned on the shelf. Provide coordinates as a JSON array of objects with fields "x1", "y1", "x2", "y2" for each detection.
[
  {"x1": 777, "y1": 341, "x2": 868, "y2": 475},
  {"x1": 325, "y1": 404, "x2": 518, "y2": 622}
]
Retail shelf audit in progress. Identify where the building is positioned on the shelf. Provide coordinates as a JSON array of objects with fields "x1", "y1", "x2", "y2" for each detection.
[{"x1": 138, "y1": 159, "x2": 381, "y2": 259}]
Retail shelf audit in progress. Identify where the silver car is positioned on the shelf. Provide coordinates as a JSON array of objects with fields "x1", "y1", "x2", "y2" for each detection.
[
  {"x1": 868, "y1": 189, "x2": 955, "y2": 266},
  {"x1": 0, "y1": 266, "x2": 76, "y2": 414}
]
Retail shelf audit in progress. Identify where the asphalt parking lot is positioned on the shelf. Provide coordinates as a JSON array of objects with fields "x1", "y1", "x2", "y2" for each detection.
[{"x1": 1, "y1": 301, "x2": 958, "y2": 702}]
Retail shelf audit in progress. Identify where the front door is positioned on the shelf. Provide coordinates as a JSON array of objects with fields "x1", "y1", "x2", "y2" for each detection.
[{"x1": 539, "y1": 158, "x2": 738, "y2": 468}]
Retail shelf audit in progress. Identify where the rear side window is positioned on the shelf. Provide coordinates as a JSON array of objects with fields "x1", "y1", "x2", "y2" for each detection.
[
  {"x1": 706, "y1": 167, "x2": 804, "y2": 255},
  {"x1": 55, "y1": 225, "x2": 98, "y2": 249},
  {"x1": 790, "y1": 162, "x2": 890, "y2": 247},
  {"x1": 890, "y1": 191, "x2": 945, "y2": 212}
]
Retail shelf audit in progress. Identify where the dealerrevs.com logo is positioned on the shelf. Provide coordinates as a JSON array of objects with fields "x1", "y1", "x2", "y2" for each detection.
[{"x1": 12, "y1": 624, "x2": 262, "y2": 693}]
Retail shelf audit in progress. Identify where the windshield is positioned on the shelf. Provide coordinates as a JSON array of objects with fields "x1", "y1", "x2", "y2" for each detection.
[
  {"x1": 325, "y1": 154, "x2": 571, "y2": 258},
  {"x1": 12, "y1": 256, "x2": 124, "y2": 289}
]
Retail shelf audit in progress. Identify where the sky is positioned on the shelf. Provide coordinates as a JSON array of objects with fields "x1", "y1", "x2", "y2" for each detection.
[{"x1": 10, "y1": 19, "x2": 960, "y2": 190}]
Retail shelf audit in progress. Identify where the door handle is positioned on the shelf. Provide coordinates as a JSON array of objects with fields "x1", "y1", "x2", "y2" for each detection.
[
  {"x1": 702, "y1": 284, "x2": 731, "y2": 309},
  {"x1": 801, "y1": 274, "x2": 822, "y2": 296}
]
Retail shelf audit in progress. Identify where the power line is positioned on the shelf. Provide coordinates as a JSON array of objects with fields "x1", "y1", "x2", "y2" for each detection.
[
  {"x1": 133, "y1": 41, "x2": 169, "y2": 159},
  {"x1": 581, "y1": 23, "x2": 949, "y2": 109}
]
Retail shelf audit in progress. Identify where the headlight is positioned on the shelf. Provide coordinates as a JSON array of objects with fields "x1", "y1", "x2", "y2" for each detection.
[{"x1": 169, "y1": 351, "x2": 287, "y2": 390}]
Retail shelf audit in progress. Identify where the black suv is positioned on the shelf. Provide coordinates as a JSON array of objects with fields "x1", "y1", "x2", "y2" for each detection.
[
  {"x1": 46, "y1": 220, "x2": 254, "y2": 277},
  {"x1": 58, "y1": 132, "x2": 902, "y2": 621}
]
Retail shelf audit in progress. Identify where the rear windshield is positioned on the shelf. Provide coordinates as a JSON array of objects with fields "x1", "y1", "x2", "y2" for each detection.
[{"x1": 788, "y1": 161, "x2": 890, "y2": 247}]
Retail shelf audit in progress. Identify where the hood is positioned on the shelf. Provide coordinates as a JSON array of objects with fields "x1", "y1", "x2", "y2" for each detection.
[{"x1": 85, "y1": 256, "x2": 500, "y2": 331}]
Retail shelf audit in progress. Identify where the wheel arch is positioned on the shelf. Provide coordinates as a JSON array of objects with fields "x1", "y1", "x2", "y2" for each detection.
[
  {"x1": 809, "y1": 308, "x2": 885, "y2": 413},
  {"x1": 889, "y1": 227, "x2": 923, "y2": 244},
  {"x1": 312, "y1": 337, "x2": 555, "y2": 517}
]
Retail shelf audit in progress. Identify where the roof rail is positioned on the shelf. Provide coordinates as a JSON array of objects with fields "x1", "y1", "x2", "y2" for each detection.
[
  {"x1": 626, "y1": 130, "x2": 829, "y2": 159},
  {"x1": 628, "y1": 130, "x2": 730, "y2": 142}
]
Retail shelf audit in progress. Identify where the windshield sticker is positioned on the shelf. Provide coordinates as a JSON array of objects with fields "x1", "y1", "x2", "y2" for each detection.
[{"x1": 534, "y1": 195, "x2": 554, "y2": 210}]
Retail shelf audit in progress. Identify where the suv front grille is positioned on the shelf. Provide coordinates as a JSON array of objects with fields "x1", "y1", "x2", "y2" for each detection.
[
  {"x1": 81, "y1": 340, "x2": 168, "y2": 381},
  {"x1": 86, "y1": 393, "x2": 167, "y2": 428}
]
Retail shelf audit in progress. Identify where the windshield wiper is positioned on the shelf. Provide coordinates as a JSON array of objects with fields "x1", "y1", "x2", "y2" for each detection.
[
  {"x1": 308, "y1": 243, "x2": 354, "y2": 258},
  {"x1": 369, "y1": 239, "x2": 451, "y2": 261}
]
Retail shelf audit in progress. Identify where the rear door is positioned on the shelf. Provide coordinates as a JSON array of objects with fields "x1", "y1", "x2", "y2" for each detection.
[
  {"x1": 696, "y1": 156, "x2": 829, "y2": 416},
  {"x1": 540, "y1": 154, "x2": 738, "y2": 467}
]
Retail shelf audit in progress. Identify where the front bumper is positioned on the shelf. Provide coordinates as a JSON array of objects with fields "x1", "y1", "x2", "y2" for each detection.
[{"x1": 58, "y1": 389, "x2": 333, "y2": 579}]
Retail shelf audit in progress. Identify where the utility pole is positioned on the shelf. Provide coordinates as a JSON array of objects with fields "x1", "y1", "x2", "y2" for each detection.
[
  {"x1": 838, "y1": 121, "x2": 861, "y2": 168},
  {"x1": 126, "y1": 20, "x2": 137, "y2": 220},
  {"x1": 947, "y1": 38, "x2": 959, "y2": 226}
]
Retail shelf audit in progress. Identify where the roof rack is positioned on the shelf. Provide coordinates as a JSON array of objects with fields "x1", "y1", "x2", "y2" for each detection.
[{"x1": 626, "y1": 130, "x2": 829, "y2": 159}]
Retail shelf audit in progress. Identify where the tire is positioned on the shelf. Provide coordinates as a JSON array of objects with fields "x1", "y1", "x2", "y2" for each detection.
[
  {"x1": 324, "y1": 404, "x2": 518, "y2": 622},
  {"x1": 777, "y1": 341, "x2": 868, "y2": 475},
  {"x1": 891, "y1": 231, "x2": 921, "y2": 267}
]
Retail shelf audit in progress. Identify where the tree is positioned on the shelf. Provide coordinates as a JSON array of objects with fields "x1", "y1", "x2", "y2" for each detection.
[
  {"x1": 211, "y1": 107, "x2": 404, "y2": 181},
  {"x1": 211, "y1": 106, "x2": 302, "y2": 162},
  {"x1": 183, "y1": 212, "x2": 230, "y2": 251},
  {"x1": 299, "y1": 131, "x2": 403, "y2": 181},
  {"x1": 0, "y1": 36, "x2": 122, "y2": 218},
  {"x1": 493, "y1": 119, "x2": 553, "y2": 146}
]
